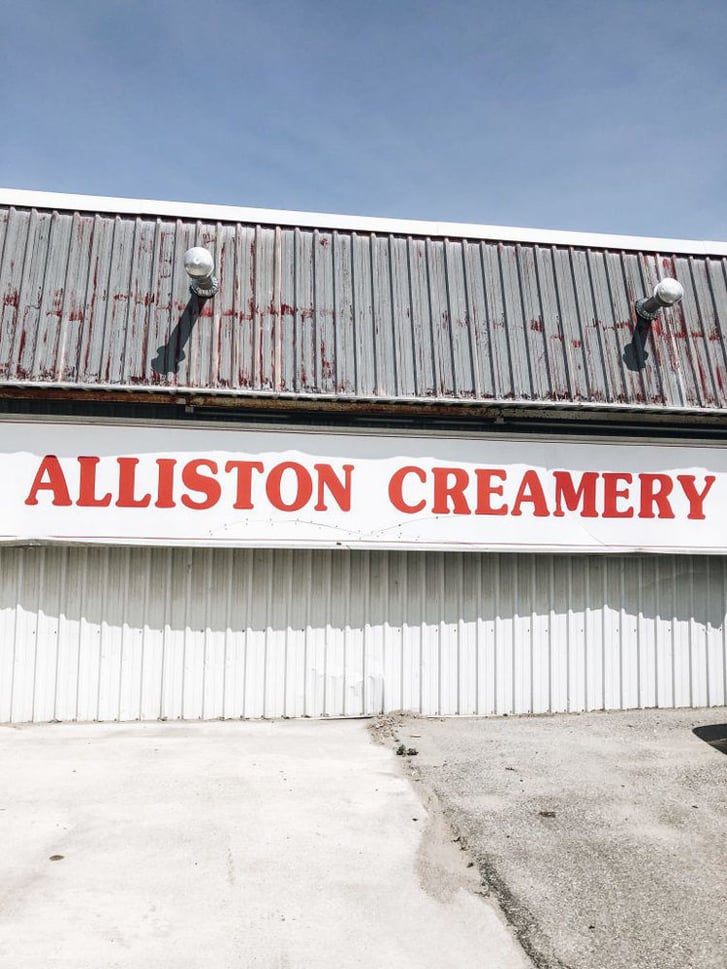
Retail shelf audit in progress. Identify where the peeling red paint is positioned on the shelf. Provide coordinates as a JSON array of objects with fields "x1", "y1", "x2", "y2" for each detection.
[
  {"x1": 2, "y1": 207, "x2": 726, "y2": 415},
  {"x1": 320, "y1": 341, "x2": 334, "y2": 381},
  {"x1": 46, "y1": 289, "x2": 65, "y2": 318},
  {"x1": 696, "y1": 358, "x2": 712, "y2": 401}
]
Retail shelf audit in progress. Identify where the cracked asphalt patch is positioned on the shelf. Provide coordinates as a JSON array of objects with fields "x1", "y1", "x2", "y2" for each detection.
[{"x1": 389, "y1": 708, "x2": 727, "y2": 969}]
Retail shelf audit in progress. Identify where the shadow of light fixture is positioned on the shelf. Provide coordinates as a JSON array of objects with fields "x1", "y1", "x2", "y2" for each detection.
[{"x1": 184, "y1": 246, "x2": 218, "y2": 298}]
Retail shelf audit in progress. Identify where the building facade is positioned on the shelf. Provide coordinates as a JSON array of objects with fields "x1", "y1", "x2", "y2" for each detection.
[{"x1": 1, "y1": 188, "x2": 726, "y2": 722}]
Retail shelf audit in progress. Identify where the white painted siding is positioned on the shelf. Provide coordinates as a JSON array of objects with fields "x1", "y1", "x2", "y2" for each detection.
[{"x1": 0, "y1": 547, "x2": 725, "y2": 723}]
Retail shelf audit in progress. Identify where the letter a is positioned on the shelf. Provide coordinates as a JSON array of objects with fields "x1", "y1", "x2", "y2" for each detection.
[{"x1": 25, "y1": 455, "x2": 73, "y2": 506}]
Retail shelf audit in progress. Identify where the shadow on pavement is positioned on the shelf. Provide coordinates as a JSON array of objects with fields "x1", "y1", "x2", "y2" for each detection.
[{"x1": 693, "y1": 723, "x2": 727, "y2": 755}]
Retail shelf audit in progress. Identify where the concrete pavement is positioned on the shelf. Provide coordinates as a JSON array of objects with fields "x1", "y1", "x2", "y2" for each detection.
[{"x1": 0, "y1": 719, "x2": 530, "y2": 969}]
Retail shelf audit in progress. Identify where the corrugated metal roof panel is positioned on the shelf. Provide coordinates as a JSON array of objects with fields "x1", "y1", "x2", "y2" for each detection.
[{"x1": 1, "y1": 201, "x2": 727, "y2": 413}]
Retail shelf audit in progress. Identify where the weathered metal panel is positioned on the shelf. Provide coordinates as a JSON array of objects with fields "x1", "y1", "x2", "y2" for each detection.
[
  {"x1": 2, "y1": 202, "x2": 727, "y2": 412},
  {"x1": 1, "y1": 546, "x2": 725, "y2": 723}
]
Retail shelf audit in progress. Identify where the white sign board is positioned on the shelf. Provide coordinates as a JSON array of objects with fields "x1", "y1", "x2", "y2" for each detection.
[{"x1": 1, "y1": 419, "x2": 725, "y2": 553}]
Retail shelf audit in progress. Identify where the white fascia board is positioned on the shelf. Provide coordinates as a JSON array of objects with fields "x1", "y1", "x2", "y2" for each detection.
[{"x1": 0, "y1": 186, "x2": 726, "y2": 257}]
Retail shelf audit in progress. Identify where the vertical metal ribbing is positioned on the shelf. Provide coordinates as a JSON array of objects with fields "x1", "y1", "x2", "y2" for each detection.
[
  {"x1": 493, "y1": 553, "x2": 501, "y2": 716},
  {"x1": 368, "y1": 234, "x2": 378, "y2": 395},
  {"x1": 323, "y1": 550, "x2": 332, "y2": 717},
  {"x1": 53, "y1": 547, "x2": 67, "y2": 721},
  {"x1": 180, "y1": 549, "x2": 192, "y2": 720},
  {"x1": 74, "y1": 548, "x2": 86, "y2": 722},
  {"x1": 477, "y1": 241, "x2": 499, "y2": 399},
  {"x1": 282, "y1": 550, "x2": 292, "y2": 718},
  {"x1": 138, "y1": 547, "x2": 150, "y2": 720},
  {"x1": 722, "y1": 561, "x2": 727, "y2": 705},
  {"x1": 688, "y1": 558, "x2": 695, "y2": 709},
  {"x1": 242, "y1": 548, "x2": 254, "y2": 719},
  {"x1": 600, "y1": 558, "x2": 608, "y2": 710},
  {"x1": 116, "y1": 546, "x2": 131, "y2": 721},
  {"x1": 261, "y1": 550, "x2": 273, "y2": 719},
  {"x1": 424, "y1": 239, "x2": 441, "y2": 396},
  {"x1": 200, "y1": 549, "x2": 212, "y2": 719},
  {"x1": 670, "y1": 558, "x2": 678, "y2": 707},
  {"x1": 221, "y1": 549, "x2": 234, "y2": 718},
  {"x1": 159, "y1": 548, "x2": 173, "y2": 719},
  {"x1": 2, "y1": 548, "x2": 727, "y2": 723},
  {"x1": 704, "y1": 557, "x2": 711, "y2": 708},
  {"x1": 566, "y1": 556, "x2": 573, "y2": 712},
  {"x1": 273, "y1": 226, "x2": 282, "y2": 391},
  {"x1": 8, "y1": 550, "x2": 21, "y2": 722},
  {"x1": 511, "y1": 557, "x2": 519, "y2": 715},
  {"x1": 548, "y1": 556, "x2": 555, "y2": 714},
  {"x1": 619, "y1": 558, "x2": 625, "y2": 711},
  {"x1": 301, "y1": 548, "x2": 312, "y2": 717},
  {"x1": 636, "y1": 557, "x2": 643, "y2": 708}
]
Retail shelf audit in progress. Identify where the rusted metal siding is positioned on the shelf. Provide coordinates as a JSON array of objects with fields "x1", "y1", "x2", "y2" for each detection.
[
  {"x1": 1, "y1": 203, "x2": 727, "y2": 411},
  {"x1": 1, "y1": 547, "x2": 725, "y2": 723}
]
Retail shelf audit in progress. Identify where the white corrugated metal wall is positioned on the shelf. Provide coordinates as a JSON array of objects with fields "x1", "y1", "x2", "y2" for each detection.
[{"x1": 0, "y1": 546, "x2": 725, "y2": 723}]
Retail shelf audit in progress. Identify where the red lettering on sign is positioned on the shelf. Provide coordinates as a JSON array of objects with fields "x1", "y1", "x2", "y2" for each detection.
[
  {"x1": 677, "y1": 474, "x2": 715, "y2": 520},
  {"x1": 265, "y1": 462, "x2": 313, "y2": 512},
  {"x1": 553, "y1": 471, "x2": 598, "y2": 518},
  {"x1": 25, "y1": 455, "x2": 73, "y2": 507},
  {"x1": 77, "y1": 456, "x2": 112, "y2": 507},
  {"x1": 637, "y1": 474, "x2": 674, "y2": 519},
  {"x1": 388, "y1": 466, "x2": 426, "y2": 514},
  {"x1": 225, "y1": 460, "x2": 264, "y2": 509},
  {"x1": 155, "y1": 459, "x2": 177, "y2": 508},
  {"x1": 181, "y1": 459, "x2": 221, "y2": 510},
  {"x1": 314, "y1": 463, "x2": 354, "y2": 512},
  {"x1": 474, "y1": 469, "x2": 508, "y2": 515},
  {"x1": 602, "y1": 473, "x2": 634, "y2": 518},
  {"x1": 116, "y1": 457, "x2": 151, "y2": 508},
  {"x1": 432, "y1": 467, "x2": 471, "y2": 515},
  {"x1": 511, "y1": 470, "x2": 549, "y2": 517}
]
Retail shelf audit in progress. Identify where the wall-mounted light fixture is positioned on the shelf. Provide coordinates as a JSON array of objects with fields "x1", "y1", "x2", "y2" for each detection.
[
  {"x1": 184, "y1": 247, "x2": 218, "y2": 298},
  {"x1": 635, "y1": 277, "x2": 684, "y2": 320}
]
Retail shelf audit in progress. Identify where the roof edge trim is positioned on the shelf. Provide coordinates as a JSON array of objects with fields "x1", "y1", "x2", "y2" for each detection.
[
  {"x1": 2, "y1": 378, "x2": 727, "y2": 419},
  {"x1": 0, "y1": 187, "x2": 725, "y2": 256}
]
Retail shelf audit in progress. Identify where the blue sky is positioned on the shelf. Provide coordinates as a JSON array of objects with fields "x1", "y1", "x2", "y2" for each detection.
[{"x1": 2, "y1": 0, "x2": 725, "y2": 238}]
